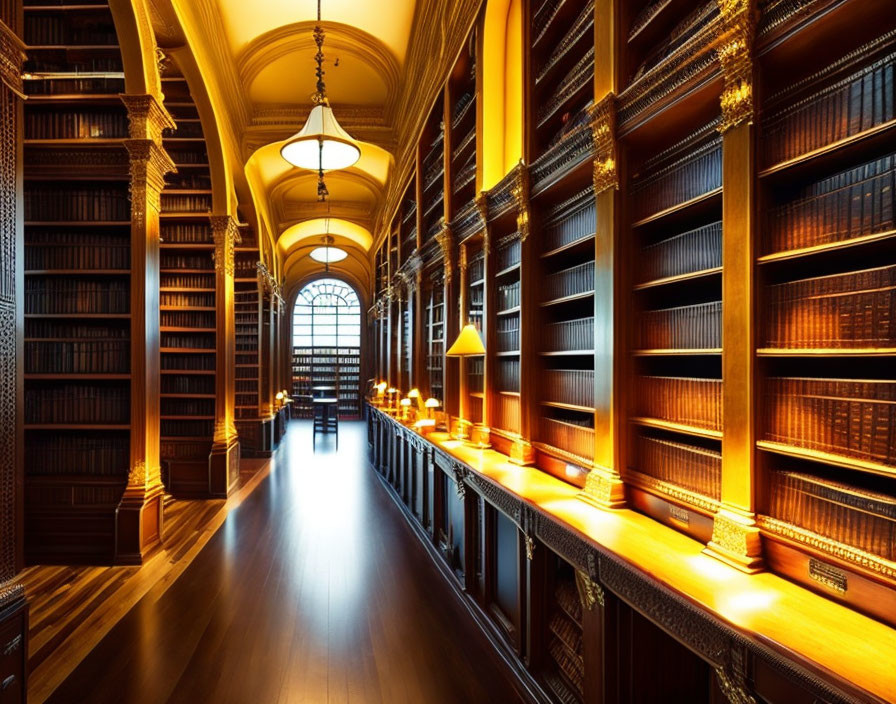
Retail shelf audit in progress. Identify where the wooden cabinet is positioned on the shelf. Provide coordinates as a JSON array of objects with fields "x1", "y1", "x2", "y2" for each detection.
[{"x1": 0, "y1": 596, "x2": 27, "y2": 704}]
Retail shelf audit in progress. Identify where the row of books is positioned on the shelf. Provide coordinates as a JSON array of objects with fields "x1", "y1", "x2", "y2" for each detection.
[
  {"x1": 764, "y1": 153, "x2": 894, "y2": 254},
  {"x1": 235, "y1": 260, "x2": 258, "y2": 276},
  {"x1": 764, "y1": 377, "x2": 896, "y2": 465},
  {"x1": 160, "y1": 292, "x2": 214, "y2": 308},
  {"x1": 160, "y1": 253, "x2": 213, "y2": 270},
  {"x1": 160, "y1": 194, "x2": 211, "y2": 213},
  {"x1": 542, "y1": 189, "x2": 596, "y2": 254},
  {"x1": 26, "y1": 320, "x2": 128, "y2": 339},
  {"x1": 549, "y1": 609, "x2": 583, "y2": 659},
  {"x1": 25, "y1": 77, "x2": 125, "y2": 96},
  {"x1": 161, "y1": 273, "x2": 214, "y2": 289},
  {"x1": 161, "y1": 334, "x2": 214, "y2": 350},
  {"x1": 764, "y1": 263, "x2": 896, "y2": 348},
  {"x1": 762, "y1": 37, "x2": 895, "y2": 166},
  {"x1": 161, "y1": 355, "x2": 215, "y2": 371},
  {"x1": 165, "y1": 147, "x2": 209, "y2": 164},
  {"x1": 469, "y1": 257, "x2": 485, "y2": 282},
  {"x1": 161, "y1": 419, "x2": 214, "y2": 438},
  {"x1": 497, "y1": 315, "x2": 520, "y2": 352},
  {"x1": 544, "y1": 261, "x2": 594, "y2": 302},
  {"x1": 25, "y1": 385, "x2": 128, "y2": 424},
  {"x1": 25, "y1": 340, "x2": 129, "y2": 374},
  {"x1": 543, "y1": 317, "x2": 593, "y2": 353},
  {"x1": 236, "y1": 380, "x2": 258, "y2": 393},
  {"x1": 539, "y1": 415, "x2": 595, "y2": 459},
  {"x1": 630, "y1": 2, "x2": 718, "y2": 84},
  {"x1": 542, "y1": 369, "x2": 594, "y2": 409},
  {"x1": 493, "y1": 394, "x2": 520, "y2": 434},
  {"x1": 638, "y1": 376, "x2": 723, "y2": 431},
  {"x1": 639, "y1": 300, "x2": 721, "y2": 350},
  {"x1": 24, "y1": 435, "x2": 129, "y2": 477},
  {"x1": 25, "y1": 235, "x2": 128, "y2": 270},
  {"x1": 25, "y1": 16, "x2": 116, "y2": 45},
  {"x1": 547, "y1": 635, "x2": 585, "y2": 695},
  {"x1": 538, "y1": 46, "x2": 595, "y2": 130},
  {"x1": 498, "y1": 281, "x2": 520, "y2": 311},
  {"x1": 24, "y1": 57, "x2": 122, "y2": 74},
  {"x1": 25, "y1": 110, "x2": 128, "y2": 139},
  {"x1": 161, "y1": 399, "x2": 215, "y2": 416},
  {"x1": 25, "y1": 186, "x2": 129, "y2": 221},
  {"x1": 639, "y1": 221, "x2": 722, "y2": 283},
  {"x1": 160, "y1": 439, "x2": 211, "y2": 460},
  {"x1": 165, "y1": 121, "x2": 204, "y2": 138},
  {"x1": 161, "y1": 310, "x2": 214, "y2": 328},
  {"x1": 767, "y1": 469, "x2": 895, "y2": 561},
  {"x1": 631, "y1": 128, "x2": 722, "y2": 221},
  {"x1": 497, "y1": 359, "x2": 520, "y2": 392},
  {"x1": 236, "y1": 341, "x2": 256, "y2": 352},
  {"x1": 164, "y1": 174, "x2": 212, "y2": 192},
  {"x1": 25, "y1": 279, "x2": 128, "y2": 314},
  {"x1": 534, "y1": 0, "x2": 593, "y2": 83},
  {"x1": 632, "y1": 432, "x2": 721, "y2": 500},
  {"x1": 162, "y1": 376, "x2": 214, "y2": 395},
  {"x1": 496, "y1": 238, "x2": 521, "y2": 271}
]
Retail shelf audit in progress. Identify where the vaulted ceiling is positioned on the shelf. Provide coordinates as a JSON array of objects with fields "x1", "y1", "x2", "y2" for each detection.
[{"x1": 150, "y1": 0, "x2": 482, "y2": 301}]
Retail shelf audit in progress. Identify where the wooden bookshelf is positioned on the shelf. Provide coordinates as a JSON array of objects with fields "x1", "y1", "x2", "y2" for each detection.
[{"x1": 234, "y1": 226, "x2": 263, "y2": 455}]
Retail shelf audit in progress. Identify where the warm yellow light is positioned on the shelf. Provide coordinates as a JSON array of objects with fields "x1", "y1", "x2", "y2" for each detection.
[
  {"x1": 425, "y1": 398, "x2": 441, "y2": 408},
  {"x1": 387, "y1": 387, "x2": 398, "y2": 394},
  {"x1": 275, "y1": 391, "x2": 284, "y2": 401},
  {"x1": 446, "y1": 324, "x2": 485, "y2": 357},
  {"x1": 400, "y1": 398, "x2": 411, "y2": 406},
  {"x1": 408, "y1": 388, "x2": 420, "y2": 398},
  {"x1": 280, "y1": 103, "x2": 361, "y2": 171},
  {"x1": 375, "y1": 382, "x2": 387, "y2": 393}
]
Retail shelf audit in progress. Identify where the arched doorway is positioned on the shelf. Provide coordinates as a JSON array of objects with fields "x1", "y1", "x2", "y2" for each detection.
[{"x1": 291, "y1": 278, "x2": 362, "y2": 419}]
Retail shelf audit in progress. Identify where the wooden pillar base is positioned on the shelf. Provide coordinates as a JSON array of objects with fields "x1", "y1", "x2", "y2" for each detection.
[
  {"x1": 578, "y1": 467, "x2": 626, "y2": 509},
  {"x1": 704, "y1": 508, "x2": 764, "y2": 574},
  {"x1": 508, "y1": 437, "x2": 535, "y2": 466},
  {"x1": 208, "y1": 438, "x2": 240, "y2": 499},
  {"x1": 115, "y1": 481, "x2": 164, "y2": 565}
]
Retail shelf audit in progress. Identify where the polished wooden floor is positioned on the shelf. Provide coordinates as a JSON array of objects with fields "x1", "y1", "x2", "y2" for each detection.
[{"x1": 47, "y1": 421, "x2": 525, "y2": 704}]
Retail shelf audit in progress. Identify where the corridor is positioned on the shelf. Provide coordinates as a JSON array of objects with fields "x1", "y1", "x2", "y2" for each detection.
[{"x1": 47, "y1": 422, "x2": 525, "y2": 704}]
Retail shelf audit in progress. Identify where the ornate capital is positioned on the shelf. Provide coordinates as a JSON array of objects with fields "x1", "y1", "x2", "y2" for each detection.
[
  {"x1": 510, "y1": 162, "x2": 530, "y2": 241},
  {"x1": 121, "y1": 93, "x2": 176, "y2": 145},
  {"x1": 256, "y1": 260, "x2": 281, "y2": 300},
  {"x1": 126, "y1": 459, "x2": 162, "y2": 491},
  {"x1": 474, "y1": 192, "x2": 489, "y2": 229},
  {"x1": 590, "y1": 93, "x2": 618, "y2": 193},
  {"x1": 125, "y1": 140, "x2": 176, "y2": 232},
  {"x1": 211, "y1": 215, "x2": 242, "y2": 277},
  {"x1": 705, "y1": 509, "x2": 764, "y2": 573},
  {"x1": 0, "y1": 21, "x2": 26, "y2": 97},
  {"x1": 716, "y1": 0, "x2": 756, "y2": 132},
  {"x1": 435, "y1": 222, "x2": 453, "y2": 286},
  {"x1": 579, "y1": 467, "x2": 626, "y2": 509}
]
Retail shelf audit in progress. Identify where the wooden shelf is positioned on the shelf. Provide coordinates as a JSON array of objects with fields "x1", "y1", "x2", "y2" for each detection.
[
  {"x1": 496, "y1": 350, "x2": 520, "y2": 357},
  {"x1": 757, "y1": 441, "x2": 896, "y2": 480},
  {"x1": 540, "y1": 291, "x2": 594, "y2": 307},
  {"x1": 24, "y1": 373, "x2": 129, "y2": 380},
  {"x1": 634, "y1": 348, "x2": 722, "y2": 356},
  {"x1": 24, "y1": 269, "x2": 128, "y2": 275},
  {"x1": 631, "y1": 188, "x2": 722, "y2": 229},
  {"x1": 756, "y1": 228, "x2": 896, "y2": 265},
  {"x1": 25, "y1": 313, "x2": 130, "y2": 319},
  {"x1": 541, "y1": 233, "x2": 595, "y2": 259},
  {"x1": 496, "y1": 263, "x2": 521, "y2": 277},
  {"x1": 540, "y1": 350, "x2": 593, "y2": 357},
  {"x1": 496, "y1": 306, "x2": 521, "y2": 316},
  {"x1": 541, "y1": 401, "x2": 595, "y2": 414},
  {"x1": 633, "y1": 267, "x2": 722, "y2": 290},
  {"x1": 24, "y1": 424, "x2": 129, "y2": 430},
  {"x1": 757, "y1": 348, "x2": 896, "y2": 357},
  {"x1": 631, "y1": 417, "x2": 722, "y2": 440}
]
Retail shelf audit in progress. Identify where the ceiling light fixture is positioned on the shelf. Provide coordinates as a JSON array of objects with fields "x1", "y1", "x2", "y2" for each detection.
[
  {"x1": 310, "y1": 236, "x2": 347, "y2": 264},
  {"x1": 280, "y1": 0, "x2": 361, "y2": 201}
]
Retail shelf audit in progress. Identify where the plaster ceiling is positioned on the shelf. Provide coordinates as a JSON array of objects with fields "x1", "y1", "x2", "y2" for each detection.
[{"x1": 203, "y1": 0, "x2": 417, "y2": 290}]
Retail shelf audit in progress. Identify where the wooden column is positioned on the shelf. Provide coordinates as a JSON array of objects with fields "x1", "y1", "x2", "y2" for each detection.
[
  {"x1": 437, "y1": 225, "x2": 460, "y2": 420},
  {"x1": 704, "y1": 0, "x2": 763, "y2": 573},
  {"x1": 413, "y1": 268, "x2": 425, "y2": 392},
  {"x1": 257, "y1": 270, "x2": 275, "y2": 455},
  {"x1": 117, "y1": 94, "x2": 175, "y2": 563},
  {"x1": 479, "y1": 200, "x2": 494, "y2": 437},
  {"x1": 579, "y1": 0, "x2": 626, "y2": 508},
  {"x1": 209, "y1": 215, "x2": 240, "y2": 497},
  {"x1": 511, "y1": 166, "x2": 536, "y2": 465}
]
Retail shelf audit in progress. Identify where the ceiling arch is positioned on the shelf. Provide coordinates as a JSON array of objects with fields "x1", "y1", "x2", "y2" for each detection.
[{"x1": 278, "y1": 218, "x2": 373, "y2": 255}]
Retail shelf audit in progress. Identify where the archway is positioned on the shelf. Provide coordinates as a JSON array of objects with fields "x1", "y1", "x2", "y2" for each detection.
[{"x1": 291, "y1": 278, "x2": 363, "y2": 419}]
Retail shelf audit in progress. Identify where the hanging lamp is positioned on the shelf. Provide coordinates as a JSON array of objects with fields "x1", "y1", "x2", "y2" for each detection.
[{"x1": 281, "y1": 0, "x2": 361, "y2": 200}]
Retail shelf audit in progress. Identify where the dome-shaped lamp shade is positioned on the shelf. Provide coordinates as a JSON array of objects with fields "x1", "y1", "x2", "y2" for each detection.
[
  {"x1": 280, "y1": 104, "x2": 361, "y2": 171},
  {"x1": 446, "y1": 324, "x2": 485, "y2": 357},
  {"x1": 310, "y1": 246, "x2": 347, "y2": 263}
]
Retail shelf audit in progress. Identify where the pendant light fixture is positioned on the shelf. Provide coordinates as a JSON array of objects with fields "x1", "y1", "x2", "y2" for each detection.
[{"x1": 281, "y1": 0, "x2": 361, "y2": 201}]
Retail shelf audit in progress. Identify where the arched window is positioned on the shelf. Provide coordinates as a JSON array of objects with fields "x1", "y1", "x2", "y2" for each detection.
[
  {"x1": 292, "y1": 278, "x2": 362, "y2": 418},
  {"x1": 293, "y1": 278, "x2": 361, "y2": 348}
]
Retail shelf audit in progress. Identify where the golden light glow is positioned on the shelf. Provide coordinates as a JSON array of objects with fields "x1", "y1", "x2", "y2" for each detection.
[
  {"x1": 407, "y1": 388, "x2": 420, "y2": 398},
  {"x1": 280, "y1": 104, "x2": 361, "y2": 171},
  {"x1": 277, "y1": 218, "x2": 373, "y2": 255},
  {"x1": 446, "y1": 324, "x2": 486, "y2": 357},
  {"x1": 424, "y1": 398, "x2": 440, "y2": 408}
]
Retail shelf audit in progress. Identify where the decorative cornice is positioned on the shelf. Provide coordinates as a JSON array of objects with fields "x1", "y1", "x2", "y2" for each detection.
[
  {"x1": 590, "y1": 93, "x2": 618, "y2": 193},
  {"x1": 121, "y1": 93, "x2": 178, "y2": 144},
  {"x1": 211, "y1": 215, "x2": 242, "y2": 277},
  {"x1": 717, "y1": 0, "x2": 756, "y2": 132},
  {"x1": 0, "y1": 20, "x2": 26, "y2": 97},
  {"x1": 511, "y1": 163, "x2": 530, "y2": 242},
  {"x1": 434, "y1": 221, "x2": 453, "y2": 286}
]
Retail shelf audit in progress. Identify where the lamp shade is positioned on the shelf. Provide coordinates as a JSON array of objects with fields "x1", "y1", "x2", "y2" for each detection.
[
  {"x1": 424, "y1": 398, "x2": 441, "y2": 408},
  {"x1": 280, "y1": 104, "x2": 361, "y2": 170},
  {"x1": 446, "y1": 324, "x2": 485, "y2": 357},
  {"x1": 310, "y1": 246, "x2": 347, "y2": 263}
]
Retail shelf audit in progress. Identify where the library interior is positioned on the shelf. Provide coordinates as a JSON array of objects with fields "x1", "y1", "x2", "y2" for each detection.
[{"x1": 0, "y1": 0, "x2": 895, "y2": 702}]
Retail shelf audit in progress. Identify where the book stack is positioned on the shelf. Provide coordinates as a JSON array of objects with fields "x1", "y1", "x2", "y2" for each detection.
[
  {"x1": 25, "y1": 434, "x2": 128, "y2": 476},
  {"x1": 25, "y1": 231, "x2": 129, "y2": 269},
  {"x1": 639, "y1": 300, "x2": 721, "y2": 350},
  {"x1": 25, "y1": 278, "x2": 128, "y2": 313},
  {"x1": 543, "y1": 187, "x2": 596, "y2": 254},
  {"x1": 493, "y1": 395, "x2": 521, "y2": 434},
  {"x1": 25, "y1": 384, "x2": 128, "y2": 424},
  {"x1": 764, "y1": 377, "x2": 896, "y2": 465},
  {"x1": 765, "y1": 263, "x2": 896, "y2": 348},
  {"x1": 544, "y1": 261, "x2": 594, "y2": 302},
  {"x1": 496, "y1": 314, "x2": 520, "y2": 352},
  {"x1": 633, "y1": 432, "x2": 722, "y2": 500},
  {"x1": 25, "y1": 110, "x2": 128, "y2": 139},
  {"x1": 542, "y1": 369, "x2": 594, "y2": 409},
  {"x1": 497, "y1": 359, "x2": 520, "y2": 393},
  {"x1": 639, "y1": 221, "x2": 722, "y2": 283},
  {"x1": 539, "y1": 416, "x2": 594, "y2": 459},
  {"x1": 544, "y1": 317, "x2": 593, "y2": 353},
  {"x1": 638, "y1": 376, "x2": 722, "y2": 431},
  {"x1": 160, "y1": 193, "x2": 211, "y2": 213},
  {"x1": 768, "y1": 470, "x2": 896, "y2": 561},
  {"x1": 496, "y1": 237, "x2": 521, "y2": 271},
  {"x1": 25, "y1": 340, "x2": 129, "y2": 374},
  {"x1": 25, "y1": 185, "x2": 129, "y2": 221},
  {"x1": 497, "y1": 281, "x2": 520, "y2": 311}
]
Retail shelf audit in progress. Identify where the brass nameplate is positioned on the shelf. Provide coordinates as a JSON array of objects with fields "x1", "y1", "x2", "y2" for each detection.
[
  {"x1": 809, "y1": 558, "x2": 848, "y2": 594},
  {"x1": 670, "y1": 505, "x2": 690, "y2": 526}
]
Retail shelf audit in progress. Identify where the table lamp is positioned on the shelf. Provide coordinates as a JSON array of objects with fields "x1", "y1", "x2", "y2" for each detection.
[{"x1": 445, "y1": 323, "x2": 488, "y2": 446}]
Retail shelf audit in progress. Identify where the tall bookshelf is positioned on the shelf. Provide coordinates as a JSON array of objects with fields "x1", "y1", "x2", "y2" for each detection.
[
  {"x1": 421, "y1": 97, "x2": 445, "y2": 246},
  {"x1": 292, "y1": 346, "x2": 361, "y2": 419},
  {"x1": 21, "y1": 0, "x2": 133, "y2": 563},
  {"x1": 234, "y1": 226, "x2": 262, "y2": 455},
  {"x1": 424, "y1": 270, "x2": 445, "y2": 403},
  {"x1": 158, "y1": 62, "x2": 216, "y2": 497}
]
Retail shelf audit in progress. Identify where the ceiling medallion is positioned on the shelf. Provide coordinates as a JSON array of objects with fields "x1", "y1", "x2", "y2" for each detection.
[{"x1": 280, "y1": 0, "x2": 361, "y2": 201}]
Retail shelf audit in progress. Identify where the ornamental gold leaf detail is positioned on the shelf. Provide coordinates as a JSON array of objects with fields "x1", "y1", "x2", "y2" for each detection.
[
  {"x1": 716, "y1": 0, "x2": 756, "y2": 132},
  {"x1": 590, "y1": 94, "x2": 618, "y2": 193}
]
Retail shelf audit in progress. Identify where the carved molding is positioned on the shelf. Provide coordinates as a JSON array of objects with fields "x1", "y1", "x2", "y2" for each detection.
[
  {"x1": 716, "y1": 0, "x2": 756, "y2": 132},
  {"x1": 510, "y1": 162, "x2": 530, "y2": 242},
  {"x1": 125, "y1": 140, "x2": 176, "y2": 230},
  {"x1": 0, "y1": 21, "x2": 26, "y2": 97},
  {"x1": 707, "y1": 510, "x2": 763, "y2": 571},
  {"x1": 435, "y1": 223, "x2": 453, "y2": 286},
  {"x1": 590, "y1": 93, "x2": 618, "y2": 193},
  {"x1": 121, "y1": 93, "x2": 176, "y2": 145},
  {"x1": 715, "y1": 641, "x2": 758, "y2": 704},
  {"x1": 575, "y1": 570, "x2": 605, "y2": 610},
  {"x1": 211, "y1": 215, "x2": 242, "y2": 277}
]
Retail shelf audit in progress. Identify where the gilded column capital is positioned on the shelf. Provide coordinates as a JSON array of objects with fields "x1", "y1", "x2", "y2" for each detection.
[
  {"x1": 474, "y1": 193, "x2": 489, "y2": 229},
  {"x1": 125, "y1": 140, "x2": 175, "y2": 232},
  {"x1": 716, "y1": 0, "x2": 756, "y2": 133},
  {"x1": 510, "y1": 162, "x2": 530, "y2": 242},
  {"x1": 435, "y1": 221, "x2": 454, "y2": 286},
  {"x1": 121, "y1": 93, "x2": 176, "y2": 145},
  {"x1": 590, "y1": 93, "x2": 618, "y2": 194},
  {"x1": 0, "y1": 21, "x2": 26, "y2": 98},
  {"x1": 210, "y1": 215, "x2": 242, "y2": 277}
]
